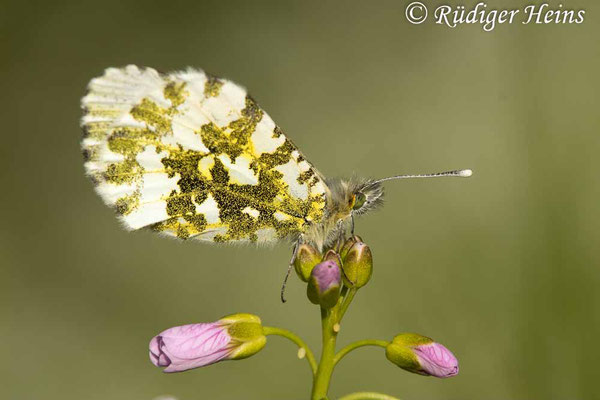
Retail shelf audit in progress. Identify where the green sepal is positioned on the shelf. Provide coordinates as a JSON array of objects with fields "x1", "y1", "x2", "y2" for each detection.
[
  {"x1": 339, "y1": 235, "x2": 362, "y2": 260},
  {"x1": 307, "y1": 282, "x2": 340, "y2": 309},
  {"x1": 341, "y1": 240, "x2": 372, "y2": 288},
  {"x1": 219, "y1": 313, "x2": 266, "y2": 360},
  {"x1": 385, "y1": 333, "x2": 434, "y2": 374},
  {"x1": 294, "y1": 244, "x2": 322, "y2": 282}
]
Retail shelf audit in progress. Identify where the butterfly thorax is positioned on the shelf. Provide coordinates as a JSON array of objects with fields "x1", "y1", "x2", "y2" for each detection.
[{"x1": 301, "y1": 177, "x2": 384, "y2": 251}]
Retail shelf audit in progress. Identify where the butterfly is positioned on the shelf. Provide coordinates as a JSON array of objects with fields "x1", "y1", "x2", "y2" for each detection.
[{"x1": 81, "y1": 65, "x2": 471, "y2": 297}]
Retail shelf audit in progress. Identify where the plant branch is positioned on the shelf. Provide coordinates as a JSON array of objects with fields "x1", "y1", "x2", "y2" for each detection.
[
  {"x1": 338, "y1": 287, "x2": 358, "y2": 322},
  {"x1": 263, "y1": 326, "x2": 317, "y2": 376},
  {"x1": 333, "y1": 339, "x2": 389, "y2": 366}
]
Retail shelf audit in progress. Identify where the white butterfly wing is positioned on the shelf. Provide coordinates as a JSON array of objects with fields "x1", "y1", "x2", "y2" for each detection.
[{"x1": 81, "y1": 65, "x2": 327, "y2": 243}]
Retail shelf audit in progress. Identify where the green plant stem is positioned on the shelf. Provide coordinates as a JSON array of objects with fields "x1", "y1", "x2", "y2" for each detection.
[
  {"x1": 333, "y1": 339, "x2": 389, "y2": 366},
  {"x1": 263, "y1": 326, "x2": 317, "y2": 376},
  {"x1": 338, "y1": 287, "x2": 357, "y2": 321},
  {"x1": 338, "y1": 392, "x2": 401, "y2": 400},
  {"x1": 311, "y1": 285, "x2": 361, "y2": 400},
  {"x1": 311, "y1": 308, "x2": 338, "y2": 400}
]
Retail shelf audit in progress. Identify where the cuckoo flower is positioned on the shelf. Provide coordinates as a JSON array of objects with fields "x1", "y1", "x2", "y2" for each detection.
[
  {"x1": 385, "y1": 333, "x2": 458, "y2": 378},
  {"x1": 307, "y1": 259, "x2": 342, "y2": 309},
  {"x1": 149, "y1": 313, "x2": 266, "y2": 373}
]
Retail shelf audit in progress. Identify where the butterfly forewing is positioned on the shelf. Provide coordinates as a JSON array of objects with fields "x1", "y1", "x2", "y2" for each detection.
[{"x1": 81, "y1": 65, "x2": 327, "y2": 243}]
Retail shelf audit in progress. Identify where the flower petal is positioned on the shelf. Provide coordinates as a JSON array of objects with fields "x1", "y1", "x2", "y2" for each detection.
[
  {"x1": 159, "y1": 323, "x2": 231, "y2": 360},
  {"x1": 413, "y1": 343, "x2": 459, "y2": 377}
]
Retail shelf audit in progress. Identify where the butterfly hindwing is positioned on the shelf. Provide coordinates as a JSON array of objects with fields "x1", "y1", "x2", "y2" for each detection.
[{"x1": 81, "y1": 65, "x2": 327, "y2": 243}]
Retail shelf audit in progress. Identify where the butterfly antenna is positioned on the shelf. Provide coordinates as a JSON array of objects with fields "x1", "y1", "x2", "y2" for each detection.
[{"x1": 370, "y1": 169, "x2": 472, "y2": 185}]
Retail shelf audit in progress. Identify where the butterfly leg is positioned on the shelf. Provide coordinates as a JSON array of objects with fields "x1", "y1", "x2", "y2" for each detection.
[{"x1": 280, "y1": 237, "x2": 302, "y2": 303}]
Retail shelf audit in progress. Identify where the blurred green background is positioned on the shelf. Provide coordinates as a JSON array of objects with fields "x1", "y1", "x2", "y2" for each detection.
[{"x1": 3, "y1": 0, "x2": 600, "y2": 399}]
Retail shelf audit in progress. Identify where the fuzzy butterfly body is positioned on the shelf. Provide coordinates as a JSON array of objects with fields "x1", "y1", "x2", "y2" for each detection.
[{"x1": 81, "y1": 66, "x2": 328, "y2": 245}]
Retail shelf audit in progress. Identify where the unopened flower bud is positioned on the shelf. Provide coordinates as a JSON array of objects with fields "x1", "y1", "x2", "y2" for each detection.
[
  {"x1": 342, "y1": 240, "x2": 372, "y2": 288},
  {"x1": 294, "y1": 244, "x2": 322, "y2": 282},
  {"x1": 307, "y1": 260, "x2": 341, "y2": 308},
  {"x1": 322, "y1": 249, "x2": 341, "y2": 263},
  {"x1": 385, "y1": 333, "x2": 458, "y2": 378},
  {"x1": 339, "y1": 235, "x2": 363, "y2": 259},
  {"x1": 149, "y1": 313, "x2": 266, "y2": 373}
]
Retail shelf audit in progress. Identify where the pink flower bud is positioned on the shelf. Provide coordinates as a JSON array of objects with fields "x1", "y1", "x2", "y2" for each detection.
[
  {"x1": 149, "y1": 314, "x2": 265, "y2": 373},
  {"x1": 307, "y1": 260, "x2": 341, "y2": 308},
  {"x1": 385, "y1": 333, "x2": 458, "y2": 378},
  {"x1": 412, "y1": 342, "x2": 459, "y2": 378}
]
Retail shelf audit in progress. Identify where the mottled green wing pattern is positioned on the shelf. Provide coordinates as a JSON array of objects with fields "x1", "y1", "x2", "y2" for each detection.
[{"x1": 81, "y1": 65, "x2": 327, "y2": 243}]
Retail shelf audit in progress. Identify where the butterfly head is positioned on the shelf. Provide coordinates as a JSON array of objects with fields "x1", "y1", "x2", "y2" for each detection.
[
  {"x1": 325, "y1": 169, "x2": 473, "y2": 225},
  {"x1": 325, "y1": 177, "x2": 385, "y2": 220},
  {"x1": 348, "y1": 180, "x2": 385, "y2": 216}
]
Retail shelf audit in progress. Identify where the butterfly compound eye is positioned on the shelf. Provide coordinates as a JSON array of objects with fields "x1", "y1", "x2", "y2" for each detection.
[{"x1": 352, "y1": 192, "x2": 367, "y2": 210}]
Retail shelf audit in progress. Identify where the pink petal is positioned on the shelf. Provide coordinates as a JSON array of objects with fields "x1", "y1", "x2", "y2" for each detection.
[
  {"x1": 160, "y1": 323, "x2": 231, "y2": 360},
  {"x1": 413, "y1": 343, "x2": 459, "y2": 378},
  {"x1": 149, "y1": 322, "x2": 233, "y2": 372}
]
